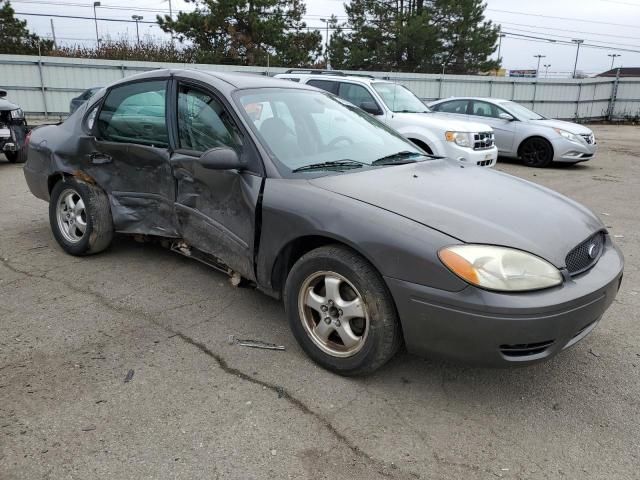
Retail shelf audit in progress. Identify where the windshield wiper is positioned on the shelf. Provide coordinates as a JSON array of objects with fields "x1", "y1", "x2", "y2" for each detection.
[
  {"x1": 372, "y1": 151, "x2": 429, "y2": 166},
  {"x1": 292, "y1": 159, "x2": 365, "y2": 173}
]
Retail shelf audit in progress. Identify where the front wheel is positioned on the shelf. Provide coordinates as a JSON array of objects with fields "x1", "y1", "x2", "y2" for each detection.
[
  {"x1": 49, "y1": 177, "x2": 114, "y2": 256},
  {"x1": 284, "y1": 245, "x2": 402, "y2": 376},
  {"x1": 4, "y1": 149, "x2": 25, "y2": 163},
  {"x1": 519, "y1": 137, "x2": 554, "y2": 168}
]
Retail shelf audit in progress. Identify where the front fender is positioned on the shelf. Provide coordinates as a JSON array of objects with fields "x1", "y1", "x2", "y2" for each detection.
[
  {"x1": 256, "y1": 178, "x2": 468, "y2": 295},
  {"x1": 394, "y1": 127, "x2": 445, "y2": 156}
]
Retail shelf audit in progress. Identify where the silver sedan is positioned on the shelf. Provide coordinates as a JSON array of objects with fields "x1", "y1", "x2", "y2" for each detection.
[{"x1": 429, "y1": 97, "x2": 597, "y2": 167}]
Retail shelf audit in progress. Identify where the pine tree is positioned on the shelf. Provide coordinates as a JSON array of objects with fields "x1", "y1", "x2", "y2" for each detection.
[
  {"x1": 0, "y1": 1, "x2": 53, "y2": 55},
  {"x1": 157, "y1": 0, "x2": 322, "y2": 67}
]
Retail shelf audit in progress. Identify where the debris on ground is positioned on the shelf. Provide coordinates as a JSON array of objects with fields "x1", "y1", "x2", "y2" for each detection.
[
  {"x1": 124, "y1": 369, "x2": 135, "y2": 383},
  {"x1": 81, "y1": 425, "x2": 96, "y2": 431},
  {"x1": 589, "y1": 349, "x2": 601, "y2": 358},
  {"x1": 227, "y1": 335, "x2": 285, "y2": 351}
]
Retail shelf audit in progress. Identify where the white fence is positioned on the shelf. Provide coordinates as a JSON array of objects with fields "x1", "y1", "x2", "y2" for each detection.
[{"x1": 1, "y1": 54, "x2": 640, "y2": 121}]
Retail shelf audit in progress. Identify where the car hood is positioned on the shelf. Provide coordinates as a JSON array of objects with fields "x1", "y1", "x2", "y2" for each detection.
[
  {"x1": 528, "y1": 118, "x2": 593, "y2": 135},
  {"x1": 309, "y1": 160, "x2": 604, "y2": 267},
  {"x1": 0, "y1": 98, "x2": 20, "y2": 112},
  {"x1": 394, "y1": 112, "x2": 493, "y2": 133}
]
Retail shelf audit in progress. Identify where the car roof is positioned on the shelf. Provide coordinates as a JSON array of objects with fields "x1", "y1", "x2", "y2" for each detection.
[
  {"x1": 275, "y1": 72, "x2": 388, "y2": 85},
  {"x1": 432, "y1": 97, "x2": 511, "y2": 104},
  {"x1": 121, "y1": 68, "x2": 317, "y2": 91}
]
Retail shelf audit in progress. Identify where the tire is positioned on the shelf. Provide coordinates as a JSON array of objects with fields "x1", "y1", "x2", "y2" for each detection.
[
  {"x1": 49, "y1": 177, "x2": 114, "y2": 256},
  {"x1": 284, "y1": 245, "x2": 402, "y2": 376},
  {"x1": 4, "y1": 150, "x2": 25, "y2": 163},
  {"x1": 519, "y1": 137, "x2": 554, "y2": 168}
]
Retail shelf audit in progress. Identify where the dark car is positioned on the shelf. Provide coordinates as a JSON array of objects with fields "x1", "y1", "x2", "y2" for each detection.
[
  {"x1": 23, "y1": 70, "x2": 623, "y2": 375},
  {"x1": 69, "y1": 87, "x2": 101, "y2": 114},
  {"x1": 0, "y1": 89, "x2": 29, "y2": 163}
]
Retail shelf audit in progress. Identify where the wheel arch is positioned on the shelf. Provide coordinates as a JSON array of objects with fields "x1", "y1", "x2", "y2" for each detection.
[
  {"x1": 407, "y1": 137, "x2": 434, "y2": 155},
  {"x1": 269, "y1": 234, "x2": 385, "y2": 298},
  {"x1": 48, "y1": 170, "x2": 100, "y2": 196}
]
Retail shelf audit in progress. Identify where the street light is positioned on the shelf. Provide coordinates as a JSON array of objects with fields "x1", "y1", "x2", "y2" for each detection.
[
  {"x1": 608, "y1": 53, "x2": 621, "y2": 70},
  {"x1": 543, "y1": 64, "x2": 551, "y2": 78},
  {"x1": 534, "y1": 54, "x2": 546, "y2": 78},
  {"x1": 320, "y1": 18, "x2": 330, "y2": 70},
  {"x1": 93, "y1": 1, "x2": 101, "y2": 47},
  {"x1": 132, "y1": 15, "x2": 143, "y2": 44},
  {"x1": 572, "y1": 39, "x2": 584, "y2": 79}
]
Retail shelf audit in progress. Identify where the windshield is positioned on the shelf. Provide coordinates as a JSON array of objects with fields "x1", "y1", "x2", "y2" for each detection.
[
  {"x1": 372, "y1": 83, "x2": 430, "y2": 113},
  {"x1": 500, "y1": 101, "x2": 545, "y2": 120},
  {"x1": 235, "y1": 88, "x2": 425, "y2": 175}
]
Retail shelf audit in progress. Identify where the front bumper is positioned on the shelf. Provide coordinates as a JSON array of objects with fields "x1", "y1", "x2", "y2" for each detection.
[
  {"x1": 552, "y1": 136, "x2": 597, "y2": 163},
  {"x1": 446, "y1": 144, "x2": 498, "y2": 168},
  {"x1": 385, "y1": 237, "x2": 623, "y2": 366}
]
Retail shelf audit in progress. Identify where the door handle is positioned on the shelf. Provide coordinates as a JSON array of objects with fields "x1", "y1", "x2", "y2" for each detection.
[{"x1": 89, "y1": 152, "x2": 112, "y2": 164}]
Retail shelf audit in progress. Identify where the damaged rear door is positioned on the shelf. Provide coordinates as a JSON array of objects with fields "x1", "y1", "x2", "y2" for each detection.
[
  {"x1": 170, "y1": 80, "x2": 264, "y2": 281},
  {"x1": 85, "y1": 78, "x2": 179, "y2": 236}
]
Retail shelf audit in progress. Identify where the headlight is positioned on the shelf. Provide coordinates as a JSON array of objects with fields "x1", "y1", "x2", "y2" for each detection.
[
  {"x1": 438, "y1": 245, "x2": 563, "y2": 292},
  {"x1": 553, "y1": 128, "x2": 580, "y2": 143},
  {"x1": 10, "y1": 108, "x2": 24, "y2": 119},
  {"x1": 445, "y1": 131, "x2": 472, "y2": 148}
]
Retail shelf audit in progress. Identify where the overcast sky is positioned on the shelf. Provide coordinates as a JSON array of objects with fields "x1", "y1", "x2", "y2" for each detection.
[{"x1": 10, "y1": 0, "x2": 640, "y2": 76}]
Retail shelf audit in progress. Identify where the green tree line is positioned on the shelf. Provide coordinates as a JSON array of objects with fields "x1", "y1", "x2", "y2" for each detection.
[{"x1": 0, "y1": 0, "x2": 499, "y2": 73}]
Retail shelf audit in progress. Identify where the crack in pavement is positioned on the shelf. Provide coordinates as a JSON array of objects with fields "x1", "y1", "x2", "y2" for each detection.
[{"x1": 0, "y1": 255, "x2": 422, "y2": 479}]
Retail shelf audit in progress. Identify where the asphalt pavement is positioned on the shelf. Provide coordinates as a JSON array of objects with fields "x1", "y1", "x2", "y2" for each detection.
[{"x1": 1, "y1": 125, "x2": 639, "y2": 479}]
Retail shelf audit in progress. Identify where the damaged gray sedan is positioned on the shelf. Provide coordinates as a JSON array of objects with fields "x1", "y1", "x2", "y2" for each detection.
[{"x1": 23, "y1": 70, "x2": 623, "y2": 375}]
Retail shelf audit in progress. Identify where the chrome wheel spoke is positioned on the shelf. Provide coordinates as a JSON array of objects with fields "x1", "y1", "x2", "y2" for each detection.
[
  {"x1": 337, "y1": 297, "x2": 364, "y2": 321},
  {"x1": 64, "y1": 194, "x2": 76, "y2": 211},
  {"x1": 75, "y1": 216, "x2": 87, "y2": 233},
  {"x1": 335, "y1": 322, "x2": 360, "y2": 349},
  {"x1": 324, "y1": 275, "x2": 342, "y2": 301},
  {"x1": 74, "y1": 198, "x2": 85, "y2": 216},
  {"x1": 313, "y1": 320, "x2": 334, "y2": 342},
  {"x1": 305, "y1": 288, "x2": 326, "y2": 314},
  {"x1": 56, "y1": 189, "x2": 87, "y2": 244}
]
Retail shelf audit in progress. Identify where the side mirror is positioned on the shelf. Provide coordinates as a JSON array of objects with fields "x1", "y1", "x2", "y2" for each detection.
[
  {"x1": 199, "y1": 147, "x2": 244, "y2": 170},
  {"x1": 499, "y1": 112, "x2": 515, "y2": 121},
  {"x1": 359, "y1": 101, "x2": 383, "y2": 116}
]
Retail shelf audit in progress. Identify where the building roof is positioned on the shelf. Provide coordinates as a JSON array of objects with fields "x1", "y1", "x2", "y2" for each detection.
[{"x1": 597, "y1": 68, "x2": 640, "y2": 77}]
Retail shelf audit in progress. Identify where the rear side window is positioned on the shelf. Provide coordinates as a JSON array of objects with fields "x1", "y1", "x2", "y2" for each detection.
[
  {"x1": 97, "y1": 80, "x2": 168, "y2": 148},
  {"x1": 306, "y1": 79, "x2": 339, "y2": 94},
  {"x1": 177, "y1": 84, "x2": 242, "y2": 152},
  {"x1": 433, "y1": 100, "x2": 469, "y2": 114}
]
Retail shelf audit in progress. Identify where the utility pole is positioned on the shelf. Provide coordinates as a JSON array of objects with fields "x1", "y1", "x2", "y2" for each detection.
[
  {"x1": 572, "y1": 39, "x2": 584, "y2": 78},
  {"x1": 320, "y1": 18, "x2": 330, "y2": 70},
  {"x1": 167, "y1": 0, "x2": 174, "y2": 45},
  {"x1": 543, "y1": 64, "x2": 551, "y2": 78},
  {"x1": 50, "y1": 18, "x2": 57, "y2": 49},
  {"x1": 496, "y1": 33, "x2": 506, "y2": 64},
  {"x1": 608, "y1": 54, "x2": 621, "y2": 70},
  {"x1": 93, "y1": 2, "x2": 101, "y2": 47},
  {"x1": 534, "y1": 54, "x2": 546, "y2": 78},
  {"x1": 132, "y1": 15, "x2": 143, "y2": 44}
]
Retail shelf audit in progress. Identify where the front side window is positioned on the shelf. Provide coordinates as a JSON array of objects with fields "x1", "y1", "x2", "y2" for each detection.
[
  {"x1": 471, "y1": 101, "x2": 501, "y2": 118},
  {"x1": 434, "y1": 99, "x2": 469, "y2": 114},
  {"x1": 338, "y1": 83, "x2": 378, "y2": 110},
  {"x1": 372, "y1": 83, "x2": 429, "y2": 113},
  {"x1": 236, "y1": 88, "x2": 424, "y2": 176},
  {"x1": 97, "y1": 80, "x2": 168, "y2": 148},
  {"x1": 499, "y1": 101, "x2": 544, "y2": 120},
  {"x1": 177, "y1": 84, "x2": 242, "y2": 152}
]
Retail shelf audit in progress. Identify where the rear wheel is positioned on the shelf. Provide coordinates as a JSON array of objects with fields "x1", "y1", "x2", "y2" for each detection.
[
  {"x1": 49, "y1": 177, "x2": 114, "y2": 256},
  {"x1": 284, "y1": 245, "x2": 402, "y2": 376},
  {"x1": 519, "y1": 137, "x2": 553, "y2": 168}
]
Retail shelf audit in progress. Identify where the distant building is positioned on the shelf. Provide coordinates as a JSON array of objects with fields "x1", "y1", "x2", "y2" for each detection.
[{"x1": 597, "y1": 68, "x2": 640, "y2": 78}]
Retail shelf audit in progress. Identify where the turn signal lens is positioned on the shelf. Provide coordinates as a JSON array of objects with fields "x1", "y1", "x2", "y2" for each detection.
[{"x1": 438, "y1": 245, "x2": 563, "y2": 292}]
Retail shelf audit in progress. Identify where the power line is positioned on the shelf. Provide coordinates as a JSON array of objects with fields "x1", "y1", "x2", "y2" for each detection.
[
  {"x1": 497, "y1": 20, "x2": 640, "y2": 42},
  {"x1": 488, "y1": 8, "x2": 640, "y2": 30}
]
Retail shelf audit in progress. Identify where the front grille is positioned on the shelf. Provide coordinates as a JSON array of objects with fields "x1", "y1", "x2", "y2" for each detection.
[
  {"x1": 565, "y1": 231, "x2": 605, "y2": 276},
  {"x1": 500, "y1": 340, "x2": 555, "y2": 358},
  {"x1": 580, "y1": 133, "x2": 595, "y2": 145},
  {"x1": 473, "y1": 132, "x2": 494, "y2": 150}
]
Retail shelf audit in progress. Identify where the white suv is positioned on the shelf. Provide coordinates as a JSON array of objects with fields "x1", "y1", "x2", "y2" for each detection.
[{"x1": 274, "y1": 71, "x2": 498, "y2": 167}]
